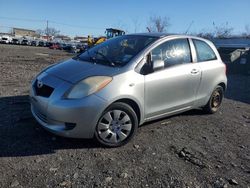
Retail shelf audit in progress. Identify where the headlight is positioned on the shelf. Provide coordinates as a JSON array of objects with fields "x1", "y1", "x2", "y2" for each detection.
[{"x1": 65, "y1": 76, "x2": 112, "y2": 99}]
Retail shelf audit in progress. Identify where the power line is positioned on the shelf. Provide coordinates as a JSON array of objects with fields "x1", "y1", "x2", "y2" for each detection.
[
  {"x1": 0, "y1": 16, "x2": 45, "y2": 22},
  {"x1": 50, "y1": 20, "x2": 105, "y2": 30},
  {"x1": 0, "y1": 16, "x2": 105, "y2": 30},
  {"x1": 0, "y1": 25, "x2": 13, "y2": 29}
]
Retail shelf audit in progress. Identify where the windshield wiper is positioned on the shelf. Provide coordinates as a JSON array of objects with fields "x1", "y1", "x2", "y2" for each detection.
[
  {"x1": 73, "y1": 49, "x2": 96, "y2": 64},
  {"x1": 94, "y1": 51, "x2": 115, "y2": 67}
]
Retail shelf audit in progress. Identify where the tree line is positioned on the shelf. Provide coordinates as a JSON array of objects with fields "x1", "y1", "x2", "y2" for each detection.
[
  {"x1": 145, "y1": 15, "x2": 250, "y2": 39},
  {"x1": 35, "y1": 15, "x2": 250, "y2": 39}
]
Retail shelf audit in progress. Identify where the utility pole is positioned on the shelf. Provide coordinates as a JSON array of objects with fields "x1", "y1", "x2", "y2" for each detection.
[{"x1": 46, "y1": 20, "x2": 49, "y2": 41}]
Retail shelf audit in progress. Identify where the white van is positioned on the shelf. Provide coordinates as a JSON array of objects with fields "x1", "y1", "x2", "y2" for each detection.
[{"x1": 0, "y1": 35, "x2": 12, "y2": 44}]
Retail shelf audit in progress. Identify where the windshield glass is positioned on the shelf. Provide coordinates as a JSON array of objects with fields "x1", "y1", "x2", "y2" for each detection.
[{"x1": 78, "y1": 35, "x2": 158, "y2": 67}]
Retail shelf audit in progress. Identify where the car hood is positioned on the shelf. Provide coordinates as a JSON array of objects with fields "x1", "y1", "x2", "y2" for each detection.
[{"x1": 45, "y1": 58, "x2": 118, "y2": 84}]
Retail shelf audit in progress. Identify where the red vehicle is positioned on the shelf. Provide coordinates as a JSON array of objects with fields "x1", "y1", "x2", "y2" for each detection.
[{"x1": 49, "y1": 43, "x2": 60, "y2": 50}]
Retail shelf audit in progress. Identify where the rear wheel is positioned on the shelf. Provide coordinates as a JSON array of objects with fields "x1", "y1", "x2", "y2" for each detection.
[
  {"x1": 203, "y1": 86, "x2": 224, "y2": 114},
  {"x1": 95, "y1": 102, "x2": 138, "y2": 147}
]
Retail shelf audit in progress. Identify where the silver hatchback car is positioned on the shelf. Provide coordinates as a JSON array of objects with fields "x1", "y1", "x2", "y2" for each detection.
[{"x1": 30, "y1": 33, "x2": 227, "y2": 147}]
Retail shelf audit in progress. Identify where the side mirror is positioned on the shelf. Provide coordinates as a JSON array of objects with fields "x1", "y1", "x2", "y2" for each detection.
[{"x1": 153, "y1": 60, "x2": 164, "y2": 71}]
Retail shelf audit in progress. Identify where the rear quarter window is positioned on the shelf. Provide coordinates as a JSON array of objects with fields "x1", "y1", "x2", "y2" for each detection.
[{"x1": 193, "y1": 39, "x2": 217, "y2": 62}]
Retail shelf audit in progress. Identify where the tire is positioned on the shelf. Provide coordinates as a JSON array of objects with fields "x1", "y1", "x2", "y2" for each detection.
[
  {"x1": 95, "y1": 102, "x2": 138, "y2": 147},
  {"x1": 203, "y1": 86, "x2": 224, "y2": 114}
]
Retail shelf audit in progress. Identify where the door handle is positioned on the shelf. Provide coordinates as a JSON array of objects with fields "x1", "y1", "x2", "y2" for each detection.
[{"x1": 191, "y1": 69, "x2": 199, "y2": 74}]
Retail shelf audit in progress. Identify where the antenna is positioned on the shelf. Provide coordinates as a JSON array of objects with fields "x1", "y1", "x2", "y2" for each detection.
[
  {"x1": 146, "y1": 27, "x2": 151, "y2": 32},
  {"x1": 185, "y1": 21, "x2": 194, "y2": 34}
]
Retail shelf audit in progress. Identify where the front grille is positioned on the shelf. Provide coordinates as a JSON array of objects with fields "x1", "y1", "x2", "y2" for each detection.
[
  {"x1": 33, "y1": 107, "x2": 48, "y2": 124},
  {"x1": 34, "y1": 80, "x2": 54, "y2": 97}
]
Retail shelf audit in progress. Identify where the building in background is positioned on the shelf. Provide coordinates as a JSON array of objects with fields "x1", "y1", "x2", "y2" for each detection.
[
  {"x1": 54, "y1": 35, "x2": 71, "y2": 42},
  {"x1": 41, "y1": 35, "x2": 53, "y2": 41},
  {"x1": 74, "y1": 36, "x2": 88, "y2": 43},
  {"x1": 13, "y1": 28, "x2": 36, "y2": 38}
]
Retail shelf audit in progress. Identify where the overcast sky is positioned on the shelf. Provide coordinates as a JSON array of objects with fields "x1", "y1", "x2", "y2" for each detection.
[{"x1": 0, "y1": 0, "x2": 249, "y2": 37}]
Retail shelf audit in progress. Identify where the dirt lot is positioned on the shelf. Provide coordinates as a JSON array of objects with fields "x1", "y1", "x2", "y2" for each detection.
[{"x1": 0, "y1": 44, "x2": 250, "y2": 188}]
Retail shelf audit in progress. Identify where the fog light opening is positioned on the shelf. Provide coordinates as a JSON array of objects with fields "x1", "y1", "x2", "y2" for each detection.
[{"x1": 64, "y1": 122, "x2": 76, "y2": 130}]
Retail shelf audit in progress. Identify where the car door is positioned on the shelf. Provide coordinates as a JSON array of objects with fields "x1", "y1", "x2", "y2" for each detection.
[
  {"x1": 191, "y1": 39, "x2": 223, "y2": 105},
  {"x1": 144, "y1": 38, "x2": 201, "y2": 119}
]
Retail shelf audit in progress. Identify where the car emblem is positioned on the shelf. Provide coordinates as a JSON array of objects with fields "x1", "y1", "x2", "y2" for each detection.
[{"x1": 37, "y1": 80, "x2": 43, "y2": 88}]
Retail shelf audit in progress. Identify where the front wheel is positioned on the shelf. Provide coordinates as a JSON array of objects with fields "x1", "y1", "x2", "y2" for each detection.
[
  {"x1": 95, "y1": 102, "x2": 138, "y2": 147},
  {"x1": 203, "y1": 86, "x2": 224, "y2": 114}
]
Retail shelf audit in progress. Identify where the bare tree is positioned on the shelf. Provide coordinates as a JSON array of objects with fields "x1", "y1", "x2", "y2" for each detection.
[
  {"x1": 46, "y1": 27, "x2": 60, "y2": 36},
  {"x1": 241, "y1": 24, "x2": 250, "y2": 38},
  {"x1": 213, "y1": 22, "x2": 233, "y2": 38},
  {"x1": 197, "y1": 22, "x2": 234, "y2": 39},
  {"x1": 147, "y1": 15, "x2": 170, "y2": 32},
  {"x1": 196, "y1": 28, "x2": 215, "y2": 39},
  {"x1": 197, "y1": 32, "x2": 214, "y2": 39},
  {"x1": 245, "y1": 25, "x2": 250, "y2": 34},
  {"x1": 36, "y1": 29, "x2": 44, "y2": 36},
  {"x1": 112, "y1": 21, "x2": 128, "y2": 34},
  {"x1": 132, "y1": 18, "x2": 141, "y2": 33},
  {"x1": 36, "y1": 27, "x2": 60, "y2": 36}
]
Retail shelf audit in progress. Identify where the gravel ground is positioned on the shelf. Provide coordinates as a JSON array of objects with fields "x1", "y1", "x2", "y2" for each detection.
[{"x1": 0, "y1": 44, "x2": 249, "y2": 188}]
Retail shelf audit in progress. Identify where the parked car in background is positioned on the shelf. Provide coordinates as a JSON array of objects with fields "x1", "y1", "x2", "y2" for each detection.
[
  {"x1": 62, "y1": 43, "x2": 72, "y2": 51},
  {"x1": 76, "y1": 43, "x2": 86, "y2": 53},
  {"x1": 57, "y1": 43, "x2": 66, "y2": 50},
  {"x1": 0, "y1": 35, "x2": 12, "y2": 44},
  {"x1": 31, "y1": 40, "x2": 39, "y2": 46},
  {"x1": 12, "y1": 38, "x2": 21, "y2": 45},
  {"x1": 49, "y1": 43, "x2": 60, "y2": 50},
  {"x1": 30, "y1": 33, "x2": 227, "y2": 147},
  {"x1": 46, "y1": 42, "x2": 53, "y2": 47},
  {"x1": 21, "y1": 39, "x2": 31, "y2": 45},
  {"x1": 63, "y1": 43, "x2": 80, "y2": 53},
  {"x1": 70, "y1": 44, "x2": 79, "y2": 53},
  {"x1": 38, "y1": 41, "x2": 46, "y2": 47}
]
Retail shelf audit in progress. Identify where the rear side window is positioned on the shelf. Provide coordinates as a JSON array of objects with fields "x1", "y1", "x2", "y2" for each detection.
[{"x1": 193, "y1": 39, "x2": 217, "y2": 62}]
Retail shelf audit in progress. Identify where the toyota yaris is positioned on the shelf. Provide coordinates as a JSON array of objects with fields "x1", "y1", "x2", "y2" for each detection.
[{"x1": 30, "y1": 33, "x2": 227, "y2": 147}]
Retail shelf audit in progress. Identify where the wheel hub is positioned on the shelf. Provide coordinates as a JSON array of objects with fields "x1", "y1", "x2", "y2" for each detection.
[
  {"x1": 110, "y1": 120, "x2": 121, "y2": 132},
  {"x1": 211, "y1": 90, "x2": 222, "y2": 109}
]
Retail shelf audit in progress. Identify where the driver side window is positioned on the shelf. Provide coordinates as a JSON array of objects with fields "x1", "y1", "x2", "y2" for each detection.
[
  {"x1": 141, "y1": 38, "x2": 192, "y2": 75},
  {"x1": 151, "y1": 38, "x2": 192, "y2": 67}
]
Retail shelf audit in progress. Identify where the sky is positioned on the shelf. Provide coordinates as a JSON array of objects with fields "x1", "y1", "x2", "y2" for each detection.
[{"x1": 0, "y1": 0, "x2": 250, "y2": 37}]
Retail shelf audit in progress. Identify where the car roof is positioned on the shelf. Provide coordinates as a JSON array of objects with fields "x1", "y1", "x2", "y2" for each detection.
[
  {"x1": 127, "y1": 33, "x2": 207, "y2": 41},
  {"x1": 127, "y1": 32, "x2": 171, "y2": 38}
]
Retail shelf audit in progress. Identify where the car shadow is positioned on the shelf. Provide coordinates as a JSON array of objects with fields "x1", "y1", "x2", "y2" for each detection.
[
  {"x1": 0, "y1": 95, "x2": 100, "y2": 157},
  {"x1": 141, "y1": 108, "x2": 207, "y2": 128},
  {"x1": 1, "y1": 74, "x2": 249, "y2": 158}
]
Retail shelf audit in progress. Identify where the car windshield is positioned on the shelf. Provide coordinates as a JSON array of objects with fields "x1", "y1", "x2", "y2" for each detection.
[{"x1": 77, "y1": 35, "x2": 158, "y2": 67}]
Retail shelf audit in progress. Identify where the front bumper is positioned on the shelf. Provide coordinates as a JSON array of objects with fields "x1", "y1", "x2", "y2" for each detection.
[{"x1": 30, "y1": 73, "x2": 108, "y2": 138}]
